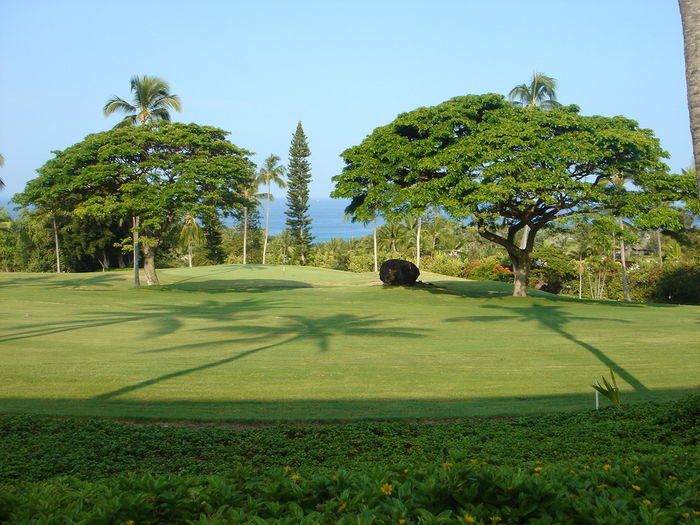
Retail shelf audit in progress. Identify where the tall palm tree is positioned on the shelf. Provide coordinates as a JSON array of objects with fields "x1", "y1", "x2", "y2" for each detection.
[
  {"x1": 103, "y1": 75, "x2": 182, "y2": 128},
  {"x1": 679, "y1": 0, "x2": 700, "y2": 196},
  {"x1": 508, "y1": 72, "x2": 562, "y2": 109},
  {"x1": 509, "y1": 72, "x2": 562, "y2": 251},
  {"x1": 104, "y1": 75, "x2": 181, "y2": 287},
  {"x1": 240, "y1": 183, "x2": 265, "y2": 264},
  {"x1": 256, "y1": 154, "x2": 287, "y2": 264},
  {"x1": 179, "y1": 214, "x2": 203, "y2": 268}
]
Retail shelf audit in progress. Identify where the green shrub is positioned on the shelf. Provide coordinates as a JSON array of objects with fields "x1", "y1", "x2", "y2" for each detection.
[
  {"x1": 464, "y1": 260, "x2": 513, "y2": 282},
  {"x1": 421, "y1": 253, "x2": 465, "y2": 277}
]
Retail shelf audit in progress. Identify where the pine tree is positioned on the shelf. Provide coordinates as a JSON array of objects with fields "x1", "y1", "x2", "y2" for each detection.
[{"x1": 285, "y1": 121, "x2": 314, "y2": 264}]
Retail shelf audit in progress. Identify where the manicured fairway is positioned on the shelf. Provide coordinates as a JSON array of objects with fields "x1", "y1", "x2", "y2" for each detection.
[{"x1": 0, "y1": 265, "x2": 698, "y2": 420}]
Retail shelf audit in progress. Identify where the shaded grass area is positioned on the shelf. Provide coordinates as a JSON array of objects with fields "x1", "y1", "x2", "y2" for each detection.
[
  {"x1": 1, "y1": 265, "x2": 699, "y2": 421},
  {"x1": 1, "y1": 396, "x2": 698, "y2": 482}
]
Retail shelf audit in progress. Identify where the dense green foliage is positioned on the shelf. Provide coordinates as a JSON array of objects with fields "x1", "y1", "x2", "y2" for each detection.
[
  {"x1": 1, "y1": 396, "x2": 698, "y2": 523},
  {"x1": 285, "y1": 122, "x2": 314, "y2": 264},
  {"x1": 332, "y1": 94, "x2": 688, "y2": 296},
  {"x1": 12, "y1": 123, "x2": 255, "y2": 283}
]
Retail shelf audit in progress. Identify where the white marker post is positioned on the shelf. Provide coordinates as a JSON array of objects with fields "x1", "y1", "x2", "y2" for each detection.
[{"x1": 594, "y1": 379, "x2": 600, "y2": 411}]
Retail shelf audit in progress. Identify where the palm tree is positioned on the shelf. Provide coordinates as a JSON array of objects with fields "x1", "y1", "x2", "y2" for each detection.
[
  {"x1": 240, "y1": 183, "x2": 265, "y2": 264},
  {"x1": 508, "y1": 72, "x2": 562, "y2": 109},
  {"x1": 678, "y1": 0, "x2": 700, "y2": 196},
  {"x1": 256, "y1": 154, "x2": 287, "y2": 264},
  {"x1": 179, "y1": 214, "x2": 203, "y2": 268},
  {"x1": 0, "y1": 153, "x2": 5, "y2": 190},
  {"x1": 104, "y1": 75, "x2": 181, "y2": 287},
  {"x1": 103, "y1": 75, "x2": 182, "y2": 128}
]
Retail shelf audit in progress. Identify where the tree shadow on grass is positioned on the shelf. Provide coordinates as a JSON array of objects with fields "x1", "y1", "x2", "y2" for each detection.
[
  {"x1": 94, "y1": 314, "x2": 431, "y2": 401},
  {"x1": 0, "y1": 272, "x2": 126, "y2": 290},
  {"x1": 0, "y1": 297, "x2": 286, "y2": 343},
  {"x1": 161, "y1": 279, "x2": 313, "y2": 293},
  {"x1": 446, "y1": 303, "x2": 648, "y2": 392}
]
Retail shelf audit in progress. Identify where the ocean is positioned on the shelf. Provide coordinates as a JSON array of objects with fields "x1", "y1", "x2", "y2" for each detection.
[
  {"x1": 262, "y1": 197, "x2": 375, "y2": 243},
  {"x1": 0, "y1": 197, "x2": 375, "y2": 243}
]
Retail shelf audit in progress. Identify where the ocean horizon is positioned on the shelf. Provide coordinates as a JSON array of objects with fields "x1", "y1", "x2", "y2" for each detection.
[{"x1": 0, "y1": 196, "x2": 376, "y2": 243}]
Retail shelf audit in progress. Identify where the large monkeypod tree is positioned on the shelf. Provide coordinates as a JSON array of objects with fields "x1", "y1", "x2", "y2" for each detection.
[
  {"x1": 17, "y1": 122, "x2": 255, "y2": 285},
  {"x1": 332, "y1": 94, "x2": 684, "y2": 296}
]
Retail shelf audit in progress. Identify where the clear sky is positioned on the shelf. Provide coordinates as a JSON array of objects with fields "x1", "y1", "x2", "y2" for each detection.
[{"x1": 0, "y1": 0, "x2": 692, "y2": 200}]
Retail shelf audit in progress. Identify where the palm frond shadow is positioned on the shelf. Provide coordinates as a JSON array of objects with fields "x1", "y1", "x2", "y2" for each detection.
[
  {"x1": 94, "y1": 313, "x2": 431, "y2": 401},
  {"x1": 446, "y1": 303, "x2": 648, "y2": 392}
]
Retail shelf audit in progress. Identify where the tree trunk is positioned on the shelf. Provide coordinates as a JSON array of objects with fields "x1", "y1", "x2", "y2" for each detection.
[
  {"x1": 416, "y1": 215, "x2": 422, "y2": 268},
  {"x1": 511, "y1": 251, "x2": 530, "y2": 297},
  {"x1": 519, "y1": 224, "x2": 530, "y2": 250},
  {"x1": 262, "y1": 184, "x2": 271, "y2": 264},
  {"x1": 52, "y1": 215, "x2": 61, "y2": 273},
  {"x1": 188, "y1": 241, "x2": 193, "y2": 268},
  {"x1": 373, "y1": 215, "x2": 378, "y2": 273},
  {"x1": 617, "y1": 217, "x2": 631, "y2": 302},
  {"x1": 132, "y1": 216, "x2": 140, "y2": 288},
  {"x1": 142, "y1": 242, "x2": 159, "y2": 285},
  {"x1": 243, "y1": 207, "x2": 248, "y2": 264},
  {"x1": 679, "y1": 0, "x2": 700, "y2": 197},
  {"x1": 657, "y1": 229, "x2": 664, "y2": 267}
]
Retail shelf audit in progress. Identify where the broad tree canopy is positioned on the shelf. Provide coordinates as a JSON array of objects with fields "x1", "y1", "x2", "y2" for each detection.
[
  {"x1": 332, "y1": 94, "x2": 685, "y2": 296},
  {"x1": 16, "y1": 122, "x2": 255, "y2": 284}
]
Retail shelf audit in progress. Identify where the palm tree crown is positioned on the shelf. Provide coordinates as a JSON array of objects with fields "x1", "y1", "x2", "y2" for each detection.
[
  {"x1": 508, "y1": 72, "x2": 561, "y2": 109},
  {"x1": 104, "y1": 75, "x2": 182, "y2": 128}
]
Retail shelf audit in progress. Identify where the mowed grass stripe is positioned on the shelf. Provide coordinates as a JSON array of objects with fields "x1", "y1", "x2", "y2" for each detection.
[{"x1": 0, "y1": 265, "x2": 698, "y2": 420}]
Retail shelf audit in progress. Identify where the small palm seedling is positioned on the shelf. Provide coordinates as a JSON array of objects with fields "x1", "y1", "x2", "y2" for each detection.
[{"x1": 593, "y1": 369, "x2": 622, "y2": 410}]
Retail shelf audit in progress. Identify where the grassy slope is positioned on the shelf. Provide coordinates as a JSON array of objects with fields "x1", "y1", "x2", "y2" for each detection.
[{"x1": 0, "y1": 265, "x2": 698, "y2": 421}]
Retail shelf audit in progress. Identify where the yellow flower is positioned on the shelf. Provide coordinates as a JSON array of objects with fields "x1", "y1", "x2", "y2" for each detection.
[
  {"x1": 338, "y1": 503, "x2": 347, "y2": 511},
  {"x1": 624, "y1": 461, "x2": 633, "y2": 466},
  {"x1": 694, "y1": 511, "x2": 700, "y2": 517},
  {"x1": 470, "y1": 459, "x2": 479, "y2": 464},
  {"x1": 442, "y1": 462, "x2": 454, "y2": 468},
  {"x1": 200, "y1": 500, "x2": 206, "y2": 506},
  {"x1": 464, "y1": 515, "x2": 476, "y2": 524},
  {"x1": 533, "y1": 466, "x2": 543, "y2": 473},
  {"x1": 491, "y1": 517, "x2": 502, "y2": 523},
  {"x1": 682, "y1": 513, "x2": 690, "y2": 519},
  {"x1": 597, "y1": 484, "x2": 608, "y2": 489},
  {"x1": 668, "y1": 475, "x2": 678, "y2": 480},
  {"x1": 399, "y1": 520, "x2": 407, "y2": 524},
  {"x1": 535, "y1": 460, "x2": 542, "y2": 464},
  {"x1": 643, "y1": 499, "x2": 652, "y2": 506},
  {"x1": 283, "y1": 465, "x2": 293, "y2": 472},
  {"x1": 631, "y1": 484, "x2": 642, "y2": 491},
  {"x1": 381, "y1": 483, "x2": 393, "y2": 495},
  {"x1": 603, "y1": 464, "x2": 612, "y2": 471},
  {"x1": 569, "y1": 469, "x2": 577, "y2": 474},
  {"x1": 291, "y1": 474, "x2": 301, "y2": 481},
  {"x1": 126, "y1": 521, "x2": 135, "y2": 525},
  {"x1": 403, "y1": 468, "x2": 409, "y2": 474}
]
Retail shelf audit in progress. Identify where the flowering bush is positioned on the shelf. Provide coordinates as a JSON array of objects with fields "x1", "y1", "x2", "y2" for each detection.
[{"x1": 464, "y1": 260, "x2": 513, "y2": 282}]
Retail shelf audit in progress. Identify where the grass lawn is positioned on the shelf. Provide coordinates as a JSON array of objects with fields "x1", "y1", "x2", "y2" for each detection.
[{"x1": 0, "y1": 264, "x2": 698, "y2": 421}]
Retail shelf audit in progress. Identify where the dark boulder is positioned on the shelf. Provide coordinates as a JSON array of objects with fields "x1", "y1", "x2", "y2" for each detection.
[{"x1": 379, "y1": 259, "x2": 420, "y2": 286}]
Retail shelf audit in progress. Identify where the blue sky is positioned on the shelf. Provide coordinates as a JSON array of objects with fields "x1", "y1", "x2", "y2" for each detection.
[{"x1": 0, "y1": 0, "x2": 691, "y2": 200}]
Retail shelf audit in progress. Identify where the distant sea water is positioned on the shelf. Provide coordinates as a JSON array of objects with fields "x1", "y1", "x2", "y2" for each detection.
[
  {"x1": 0, "y1": 196, "x2": 377, "y2": 243},
  {"x1": 264, "y1": 197, "x2": 377, "y2": 243}
]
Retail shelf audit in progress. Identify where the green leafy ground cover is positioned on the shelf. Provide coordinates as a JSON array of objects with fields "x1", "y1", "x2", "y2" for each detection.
[
  {"x1": 1, "y1": 397, "x2": 698, "y2": 523},
  {"x1": 1, "y1": 265, "x2": 698, "y2": 421}
]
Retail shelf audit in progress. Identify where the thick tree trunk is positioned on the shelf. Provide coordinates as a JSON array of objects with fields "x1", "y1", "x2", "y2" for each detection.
[
  {"x1": 679, "y1": 0, "x2": 700, "y2": 197},
  {"x1": 510, "y1": 252, "x2": 530, "y2": 297},
  {"x1": 142, "y1": 243, "x2": 159, "y2": 286},
  {"x1": 52, "y1": 215, "x2": 61, "y2": 273}
]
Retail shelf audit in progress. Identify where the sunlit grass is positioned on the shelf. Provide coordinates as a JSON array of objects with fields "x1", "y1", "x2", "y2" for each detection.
[{"x1": 0, "y1": 265, "x2": 698, "y2": 421}]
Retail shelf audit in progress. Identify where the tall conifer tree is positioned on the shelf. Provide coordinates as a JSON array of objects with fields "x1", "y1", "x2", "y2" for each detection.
[{"x1": 285, "y1": 121, "x2": 314, "y2": 264}]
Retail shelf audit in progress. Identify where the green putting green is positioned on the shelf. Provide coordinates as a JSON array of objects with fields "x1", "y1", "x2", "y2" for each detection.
[{"x1": 1, "y1": 265, "x2": 698, "y2": 421}]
